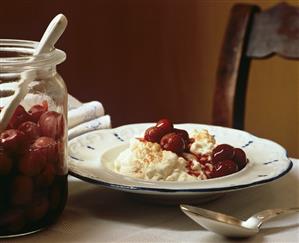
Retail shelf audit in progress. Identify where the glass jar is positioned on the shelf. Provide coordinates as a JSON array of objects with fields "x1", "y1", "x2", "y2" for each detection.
[{"x1": 0, "y1": 39, "x2": 68, "y2": 237}]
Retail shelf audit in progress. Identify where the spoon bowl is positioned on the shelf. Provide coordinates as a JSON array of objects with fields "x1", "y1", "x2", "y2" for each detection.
[{"x1": 180, "y1": 204, "x2": 299, "y2": 238}]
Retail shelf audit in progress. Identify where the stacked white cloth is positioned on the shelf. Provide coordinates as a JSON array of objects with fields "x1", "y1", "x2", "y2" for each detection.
[{"x1": 67, "y1": 95, "x2": 111, "y2": 139}]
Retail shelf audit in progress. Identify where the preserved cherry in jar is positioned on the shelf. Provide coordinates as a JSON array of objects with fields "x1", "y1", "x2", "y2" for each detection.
[{"x1": 0, "y1": 39, "x2": 68, "y2": 237}]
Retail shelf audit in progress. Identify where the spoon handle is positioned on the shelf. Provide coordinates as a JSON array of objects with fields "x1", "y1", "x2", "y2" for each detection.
[
  {"x1": 34, "y1": 14, "x2": 68, "y2": 55},
  {"x1": 251, "y1": 207, "x2": 299, "y2": 228},
  {"x1": 0, "y1": 70, "x2": 36, "y2": 133}
]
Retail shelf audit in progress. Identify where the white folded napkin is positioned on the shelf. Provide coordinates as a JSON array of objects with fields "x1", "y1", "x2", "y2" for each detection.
[
  {"x1": 67, "y1": 95, "x2": 111, "y2": 139},
  {"x1": 68, "y1": 116, "x2": 111, "y2": 139},
  {"x1": 68, "y1": 101, "x2": 104, "y2": 128}
]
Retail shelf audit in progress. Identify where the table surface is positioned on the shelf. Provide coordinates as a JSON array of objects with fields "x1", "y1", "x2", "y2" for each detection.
[{"x1": 1, "y1": 158, "x2": 298, "y2": 243}]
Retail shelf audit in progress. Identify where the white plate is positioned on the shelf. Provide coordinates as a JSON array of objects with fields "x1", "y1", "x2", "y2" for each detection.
[{"x1": 68, "y1": 123, "x2": 293, "y2": 204}]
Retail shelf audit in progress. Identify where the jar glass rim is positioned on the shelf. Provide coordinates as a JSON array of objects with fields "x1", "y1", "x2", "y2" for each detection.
[{"x1": 0, "y1": 39, "x2": 66, "y2": 71}]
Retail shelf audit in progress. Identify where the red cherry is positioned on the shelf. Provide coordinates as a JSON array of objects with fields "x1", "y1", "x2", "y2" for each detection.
[
  {"x1": 28, "y1": 101, "x2": 48, "y2": 123},
  {"x1": 33, "y1": 136, "x2": 56, "y2": 148},
  {"x1": 173, "y1": 128, "x2": 190, "y2": 145},
  {"x1": 38, "y1": 111, "x2": 64, "y2": 140},
  {"x1": 33, "y1": 136, "x2": 57, "y2": 149},
  {"x1": 18, "y1": 149, "x2": 47, "y2": 176},
  {"x1": 0, "y1": 148, "x2": 13, "y2": 175},
  {"x1": 32, "y1": 137, "x2": 58, "y2": 163},
  {"x1": 156, "y1": 118, "x2": 173, "y2": 134},
  {"x1": 160, "y1": 132, "x2": 185, "y2": 155},
  {"x1": 144, "y1": 126, "x2": 164, "y2": 143},
  {"x1": 0, "y1": 129, "x2": 26, "y2": 153},
  {"x1": 10, "y1": 175, "x2": 33, "y2": 206},
  {"x1": 26, "y1": 197, "x2": 49, "y2": 222},
  {"x1": 233, "y1": 148, "x2": 247, "y2": 170},
  {"x1": 8, "y1": 105, "x2": 31, "y2": 129},
  {"x1": 36, "y1": 163, "x2": 55, "y2": 188},
  {"x1": 18, "y1": 121, "x2": 40, "y2": 142},
  {"x1": 49, "y1": 184, "x2": 61, "y2": 210},
  {"x1": 55, "y1": 141, "x2": 67, "y2": 175},
  {"x1": 210, "y1": 160, "x2": 238, "y2": 178},
  {"x1": 0, "y1": 209, "x2": 25, "y2": 233},
  {"x1": 212, "y1": 144, "x2": 234, "y2": 164},
  {"x1": 0, "y1": 175, "x2": 8, "y2": 206}
]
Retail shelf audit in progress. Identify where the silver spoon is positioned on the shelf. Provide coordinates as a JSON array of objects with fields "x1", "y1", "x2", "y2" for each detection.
[{"x1": 180, "y1": 204, "x2": 299, "y2": 238}]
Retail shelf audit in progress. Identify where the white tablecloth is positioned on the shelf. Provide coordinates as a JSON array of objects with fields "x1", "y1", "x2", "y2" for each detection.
[{"x1": 2, "y1": 159, "x2": 299, "y2": 243}]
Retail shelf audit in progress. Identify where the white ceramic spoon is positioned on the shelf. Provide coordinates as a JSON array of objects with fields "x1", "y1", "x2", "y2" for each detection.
[
  {"x1": 34, "y1": 13, "x2": 68, "y2": 55},
  {"x1": 180, "y1": 204, "x2": 299, "y2": 238},
  {"x1": 0, "y1": 70, "x2": 36, "y2": 133},
  {"x1": 0, "y1": 14, "x2": 68, "y2": 133}
]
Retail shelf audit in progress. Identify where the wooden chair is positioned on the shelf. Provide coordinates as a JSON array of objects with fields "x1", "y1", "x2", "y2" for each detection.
[{"x1": 212, "y1": 2, "x2": 299, "y2": 130}]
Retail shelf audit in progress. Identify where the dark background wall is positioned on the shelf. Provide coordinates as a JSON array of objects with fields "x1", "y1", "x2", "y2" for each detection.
[{"x1": 1, "y1": 0, "x2": 298, "y2": 156}]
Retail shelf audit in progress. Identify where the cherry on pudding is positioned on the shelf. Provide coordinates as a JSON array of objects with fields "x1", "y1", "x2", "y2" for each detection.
[
  {"x1": 144, "y1": 127, "x2": 163, "y2": 143},
  {"x1": 160, "y1": 132, "x2": 185, "y2": 155},
  {"x1": 142, "y1": 118, "x2": 249, "y2": 180},
  {"x1": 144, "y1": 118, "x2": 176, "y2": 144},
  {"x1": 211, "y1": 144, "x2": 234, "y2": 164},
  {"x1": 156, "y1": 118, "x2": 173, "y2": 135},
  {"x1": 233, "y1": 148, "x2": 247, "y2": 169},
  {"x1": 173, "y1": 128, "x2": 190, "y2": 145},
  {"x1": 209, "y1": 160, "x2": 238, "y2": 178}
]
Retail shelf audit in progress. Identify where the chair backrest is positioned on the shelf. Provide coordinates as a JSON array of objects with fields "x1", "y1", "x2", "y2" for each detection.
[{"x1": 212, "y1": 2, "x2": 299, "y2": 130}]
